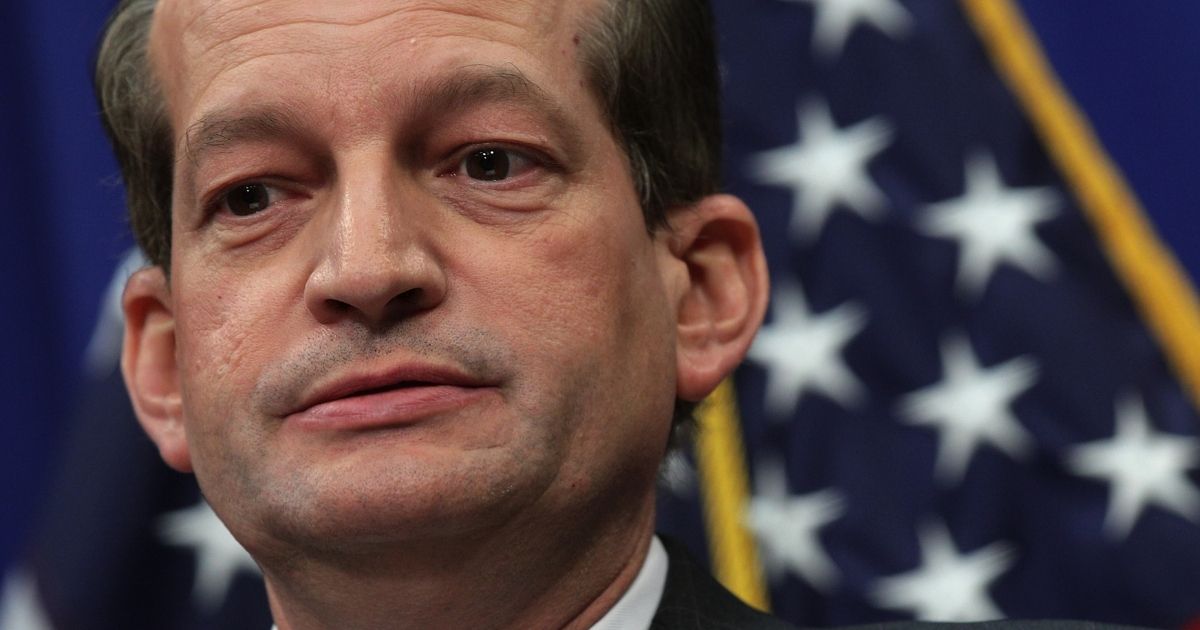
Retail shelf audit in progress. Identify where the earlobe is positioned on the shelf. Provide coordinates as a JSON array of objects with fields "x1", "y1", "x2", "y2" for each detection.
[
  {"x1": 667, "y1": 194, "x2": 770, "y2": 402},
  {"x1": 121, "y1": 266, "x2": 192, "y2": 472}
]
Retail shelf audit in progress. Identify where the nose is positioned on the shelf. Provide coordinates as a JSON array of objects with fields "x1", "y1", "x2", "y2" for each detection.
[{"x1": 304, "y1": 170, "x2": 447, "y2": 330}]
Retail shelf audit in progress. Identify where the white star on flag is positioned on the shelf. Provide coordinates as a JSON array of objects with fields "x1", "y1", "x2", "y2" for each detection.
[
  {"x1": 745, "y1": 459, "x2": 845, "y2": 591},
  {"x1": 916, "y1": 151, "x2": 1060, "y2": 298},
  {"x1": 898, "y1": 334, "x2": 1038, "y2": 484},
  {"x1": 158, "y1": 500, "x2": 261, "y2": 612},
  {"x1": 869, "y1": 523, "x2": 1013, "y2": 621},
  {"x1": 1066, "y1": 393, "x2": 1200, "y2": 540},
  {"x1": 747, "y1": 282, "x2": 868, "y2": 418},
  {"x1": 784, "y1": 0, "x2": 913, "y2": 60},
  {"x1": 0, "y1": 570, "x2": 52, "y2": 630},
  {"x1": 748, "y1": 100, "x2": 893, "y2": 242},
  {"x1": 659, "y1": 449, "x2": 697, "y2": 497}
]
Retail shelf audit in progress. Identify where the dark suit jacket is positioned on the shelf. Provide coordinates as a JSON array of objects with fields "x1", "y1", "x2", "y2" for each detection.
[
  {"x1": 649, "y1": 537, "x2": 1150, "y2": 630},
  {"x1": 650, "y1": 536, "x2": 798, "y2": 629}
]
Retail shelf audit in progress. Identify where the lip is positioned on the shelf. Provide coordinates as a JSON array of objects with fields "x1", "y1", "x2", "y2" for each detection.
[{"x1": 285, "y1": 363, "x2": 496, "y2": 431}]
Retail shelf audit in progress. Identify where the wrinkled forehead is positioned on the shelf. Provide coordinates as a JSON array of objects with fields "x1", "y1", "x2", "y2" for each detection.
[
  {"x1": 149, "y1": 0, "x2": 599, "y2": 120},
  {"x1": 153, "y1": 0, "x2": 583, "y2": 47}
]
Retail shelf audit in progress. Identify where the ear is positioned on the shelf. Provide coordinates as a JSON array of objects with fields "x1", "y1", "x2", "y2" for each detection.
[
  {"x1": 665, "y1": 194, "x2": 769, "y2": 402},
  {"x1": 121, "y1": 266, "x2": 192, "y2": 472}
]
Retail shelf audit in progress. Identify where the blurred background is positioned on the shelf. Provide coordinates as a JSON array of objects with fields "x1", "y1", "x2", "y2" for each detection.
[{"x1": 3, "y1": 0, "x2": 1199, "y2": 627}]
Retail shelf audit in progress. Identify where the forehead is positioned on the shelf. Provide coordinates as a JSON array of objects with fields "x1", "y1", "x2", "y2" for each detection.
[
  {"x1": 150, "y1": 0, "x2": 599, "y2": 122},
  {"x1": 155, "y1": 0, "x2": 584, "y2": 48}
]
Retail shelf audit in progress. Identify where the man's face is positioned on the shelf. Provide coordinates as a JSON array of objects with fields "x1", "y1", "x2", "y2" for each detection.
[{"x1": 148, "y1": 0, "x2": 685, "y2": 551}]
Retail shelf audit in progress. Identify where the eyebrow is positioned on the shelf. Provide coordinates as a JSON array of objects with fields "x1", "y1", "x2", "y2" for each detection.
[
  {"x1": 399, "y1": 64, "x2": 586, "y2": 162},
  {"x1": 180, "y1": 65, "x2": 584, "y2": 177},
  {"x1": 410, "y1": 65, "x2": 577, "y2": 138},
  {"x1": 183, "y1": 105, "x2": 310, "y2": 168}
]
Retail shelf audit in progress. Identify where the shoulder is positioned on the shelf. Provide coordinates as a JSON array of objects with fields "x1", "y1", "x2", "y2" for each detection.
[{"x1": 650, "y1": 538, "x2": 1149, "y2": 630}]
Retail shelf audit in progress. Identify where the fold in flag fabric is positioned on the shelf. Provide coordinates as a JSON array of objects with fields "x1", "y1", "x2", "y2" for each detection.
[{"x1": 14, "y1": 0, "x2": 1200, "y2": 627}]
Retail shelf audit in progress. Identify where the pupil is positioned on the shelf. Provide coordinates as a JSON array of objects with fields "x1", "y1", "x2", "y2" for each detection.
[
  {"x1": 229, "y1": 184, "x2": 270, "y2": 216},
  {"x1": 467, "y1": 149, "x2": 510, "y2": 181}
]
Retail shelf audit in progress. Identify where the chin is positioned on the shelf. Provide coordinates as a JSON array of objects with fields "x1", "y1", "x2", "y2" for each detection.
[{"x1": 228, "y1": 439, "x2": 557, "y2": 556}]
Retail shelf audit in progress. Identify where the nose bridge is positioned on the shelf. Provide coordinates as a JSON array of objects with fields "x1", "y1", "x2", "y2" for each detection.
[
  {"x1": 305, "y1": 150, "x2": 446, "y2": 327},
  {"x1": 336, "y1": 155, "x2": 410, "y2": 265}
]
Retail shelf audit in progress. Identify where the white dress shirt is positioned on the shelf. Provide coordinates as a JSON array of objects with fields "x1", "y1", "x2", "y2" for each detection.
[{"x1": 588, "y1": 535, "x2": 669, "y2": 630}]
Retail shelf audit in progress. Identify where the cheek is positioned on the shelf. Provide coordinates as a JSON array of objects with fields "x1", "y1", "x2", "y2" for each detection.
[
  {"x1": 172, "y1": 256, "x2": 302, "y2": 418},
  {"x1": 452, "y1": 196, "x2": 676, "y2": 416},
  {"x1": 465, "y1": 220, "x2": 632, "y2": 352},
  {"x1": 172, "y1": 268, "x2": 298, "y2": 508}
]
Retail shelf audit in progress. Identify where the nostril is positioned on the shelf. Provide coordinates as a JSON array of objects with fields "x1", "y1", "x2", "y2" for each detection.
[
  {"x1": 393, "y1": 288, "x2": 424, "y2": 305},
  {"x1": 385, "y1": 288, "x2": 430, "y2": 314},
  {"x1": 323, "y1": 299, "x2": 354, "y2": 315}
]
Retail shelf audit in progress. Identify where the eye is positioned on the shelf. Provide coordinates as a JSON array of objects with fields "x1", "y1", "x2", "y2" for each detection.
[
  {"x1": 222, "y1": 183, "x2": 276, "y2": 216},
  {"x1": 458, "y1": 147, "x2": 535, "y2": 181}
]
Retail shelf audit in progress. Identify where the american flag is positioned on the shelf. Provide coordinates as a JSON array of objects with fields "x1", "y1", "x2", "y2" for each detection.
[
  {"x1": 658, "y1": 0, "x2": 1200, "y2": 626},
  {"x1": 7, "y1": 0, "x2": 1200, "y2": 628}
]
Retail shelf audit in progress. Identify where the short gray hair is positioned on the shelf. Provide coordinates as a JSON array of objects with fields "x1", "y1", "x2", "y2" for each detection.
[{"x1": 95, "y1": 0, "x2": 173, "y2": 269}]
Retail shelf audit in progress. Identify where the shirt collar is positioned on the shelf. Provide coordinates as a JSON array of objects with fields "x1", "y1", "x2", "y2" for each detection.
[{"x1": 587, "y1": 535, "x2": 669, "y2": 630}]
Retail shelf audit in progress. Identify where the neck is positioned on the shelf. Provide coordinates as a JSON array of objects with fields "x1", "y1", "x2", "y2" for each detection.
[{"x1": 261, "y1": 492, "x2": 657, "y2": 630}]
